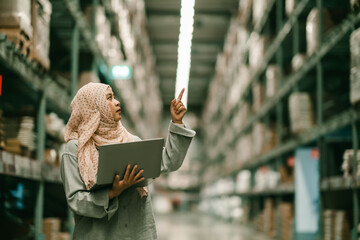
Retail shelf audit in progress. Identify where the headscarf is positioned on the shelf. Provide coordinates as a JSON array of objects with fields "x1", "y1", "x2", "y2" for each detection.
[{"x1": 64, "y1": 83, "x2": 134, "y2": 190}]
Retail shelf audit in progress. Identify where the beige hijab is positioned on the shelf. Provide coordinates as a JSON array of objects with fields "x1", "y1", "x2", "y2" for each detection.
[{"x1": 64, "y1": 83, "x2": 139, "y2": 191}]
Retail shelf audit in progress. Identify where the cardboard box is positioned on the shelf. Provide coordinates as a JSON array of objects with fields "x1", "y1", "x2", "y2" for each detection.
[
  {"x1": 288, "y1": 93, "x2": 315, "y2": 134},
  {"x1": 266, "y1": 65, "x2": 280, "y2": 98},
  {"x1": 31, "y1": 0, "x2": 52, "y2": 70},
  {"x1": 350, "y1": 28, "x2": 360, "y2": 104},
  {"x1": 0, "y1": 0, "x2": 33, "y2": 38}
]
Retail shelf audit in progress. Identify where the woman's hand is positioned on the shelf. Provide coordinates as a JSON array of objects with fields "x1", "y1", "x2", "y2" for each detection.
[
  {"x1": 170, "y1": 88, "x2": 187, "y2": 124},
  {"x1": 109, "y1": 165, "x2": 144, "y2": 199}
]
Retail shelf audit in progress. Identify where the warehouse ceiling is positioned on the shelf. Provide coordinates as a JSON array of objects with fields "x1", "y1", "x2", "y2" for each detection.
[{"x1": 144, "y1": 0, "x2": 239, "y2": 113}]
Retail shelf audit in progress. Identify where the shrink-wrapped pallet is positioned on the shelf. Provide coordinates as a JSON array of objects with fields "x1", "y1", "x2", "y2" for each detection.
[
  {"x1": 252, "y1": 82, "x2": 265, "y2": 112},
  {"x1": 351, "y1": 0, "x2": 360, "y2": 11},
  {"x1": 235, "y1": 170, "x2": 251, "y2": 193},
  {"x1": 288, "y1": 93, "x2": 315, "y2": 134},
  {"x1": 85, "y1": 6, "x2": 111, "y2": 58},
  {"x1": 238, "y1": 0, "x2": 252, "y2": 25},
  {"x1": 266, "y1": 65, "x2": 280, "y2": 98},
  {"x1": 291, "y1": 53, "x2": 307, "y2": 72},
  {"x1": 31, "y1": 0, "x2": 52, "y2": 70},
  {"x1": 350, "y1": 28, "x2": 360, "y2": 104},
  {"x1": 252, "y1": 0, "x2": 268, "y2": 27},
  {"x1": 78, "y1": 71, "x2": 100, "y2": 90},
  {"x1": 285, "y1": 0, "x2": 296, "y2": 17},
  {"x1": 342, "y1": 149, "x2": 360, "y2": 177},
  {"x1": 306, "y1": 8, "x2": 334, "y2": 56},
  {"x1": 249, "y1": 34, "x2": 268, "y2": 71},
  {"x1": 237, "y1": 134, "x2": 253, "y2": 162},
  {"x1": 0, "y1": 0, "x2": 33, "y2": 37}
]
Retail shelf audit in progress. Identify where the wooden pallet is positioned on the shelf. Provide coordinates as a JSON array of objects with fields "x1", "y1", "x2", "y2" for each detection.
[{"x1": 0, "y1": 28, "x2": 32, "y2": 57}]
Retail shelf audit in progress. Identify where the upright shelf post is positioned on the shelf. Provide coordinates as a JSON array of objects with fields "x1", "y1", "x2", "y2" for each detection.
[
  {"x1": 34, "y1": 92, "x2": 46, "y2": 240},
  {"x1": 276, "y1": 1, "x2": 284, "y2": 239},
  {"x1": 316, "y1": 0, "x2": 324, "y2": 239},
  {"x1": 352, "y1": 119, "x2": 359, "y2": 240},
  {"x1": 71, "y1": 0, "x2": 80, "y2": 98}
]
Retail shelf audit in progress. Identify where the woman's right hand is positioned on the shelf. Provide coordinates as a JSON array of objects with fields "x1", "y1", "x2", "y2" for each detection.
[{"x1": 109, "y1": 165, "x2": 144, "y2": 199}]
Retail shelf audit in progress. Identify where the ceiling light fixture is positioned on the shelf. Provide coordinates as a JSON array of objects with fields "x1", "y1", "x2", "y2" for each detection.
[{"x1": 175, "y1": 0, "x2": 195, "y2": 108}]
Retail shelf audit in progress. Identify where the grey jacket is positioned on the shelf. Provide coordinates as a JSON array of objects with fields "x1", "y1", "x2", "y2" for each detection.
[{"x1": 60, "y1": 121, "x2": 196, "y2": 240}]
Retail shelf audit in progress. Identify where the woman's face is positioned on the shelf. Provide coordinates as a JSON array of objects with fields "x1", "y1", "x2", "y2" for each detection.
[{"x1": 106, "y1": 87, "x2": 121, "y2": 121}]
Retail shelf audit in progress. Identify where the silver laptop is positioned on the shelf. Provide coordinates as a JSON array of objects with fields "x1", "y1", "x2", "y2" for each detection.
[{"x1": 90, "y1": 138, "x2": 164, "y2": 191}]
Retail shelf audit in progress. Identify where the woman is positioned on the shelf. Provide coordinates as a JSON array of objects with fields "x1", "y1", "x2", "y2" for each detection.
[{"x1": 60, "y1": 83, "x2": 196, "y2": 239}]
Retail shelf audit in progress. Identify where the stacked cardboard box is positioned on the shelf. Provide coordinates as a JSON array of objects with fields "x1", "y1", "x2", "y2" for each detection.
[
  {"x1": 280, "y1": 202, "x2": 294, "y2": 240},
  {"x1": 31, "y1": 0, "x2": 52, "y2": 70},
  {"x1": 252, "y1": 122, "x2": 266, "y2": 156},
  {"x1": 306, "y1": 8, "x2": 334, "y2": 56},
  {"x1": 85, "y1": 6, "x2": 111, "y2": 58},
  {"x1": 252, "y1": 122, "x2": 277, "y2": 156},
  {"x1": 289, "y1": 93, "x2": 315, "y2": 134},
  {"x1": 263, "y1": 198, "x2": 276, "y2": 238},
  {"x1": 43, "y1": 218, "x2": 61, "y2": 240},
  {"x1": 0, "y1": 0, "x2": 33, "y2": 38},
  {"x1": 237, "y1": 133, "x2": 253, "y2": 163},
  {"x1": 350, "y1": 28, "x2": 360, "y2": 105},
  {"x1": 257, "y1": 212, "x2": 264, "y2": 233},
  {"x1": 342, "y1": 149, "x2": 360, "y2": 177},
  {"x1": 323, "y1": 210, "x2": 351, "y2": 240},
  {"x1": 0, "y1": 1, "x2": 33, "y2": 56},
  {"x1": 5, "y1": 116, "x2": 35, "y2": 156},
  {"x1": 266, "y1": 65, "x2": 280, "y2": 98}
]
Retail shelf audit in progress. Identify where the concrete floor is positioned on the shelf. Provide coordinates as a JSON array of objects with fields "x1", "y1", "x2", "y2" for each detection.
[{"x1": 156, "y1": 212, "x2": 268, "y2": 240}]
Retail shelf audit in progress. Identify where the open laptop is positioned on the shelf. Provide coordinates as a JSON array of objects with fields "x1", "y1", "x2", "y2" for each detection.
[{"x1": 90, "y1": 138, "x2": 164, "y2": 191}]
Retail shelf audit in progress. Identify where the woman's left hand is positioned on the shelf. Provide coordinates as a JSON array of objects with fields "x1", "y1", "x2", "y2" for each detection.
[{"x1": 170, "y1": 88, "x2": 187, "y2": 124}]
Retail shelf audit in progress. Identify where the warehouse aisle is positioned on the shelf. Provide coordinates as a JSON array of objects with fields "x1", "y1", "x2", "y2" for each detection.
[{"x1": 156, "y1": 212, "x2": 266, "y2": 240}]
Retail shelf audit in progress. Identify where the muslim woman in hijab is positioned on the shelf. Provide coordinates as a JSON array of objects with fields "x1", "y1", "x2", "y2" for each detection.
[{"x1": 60, "y1": 82, "x2": 196, "y2": 240}]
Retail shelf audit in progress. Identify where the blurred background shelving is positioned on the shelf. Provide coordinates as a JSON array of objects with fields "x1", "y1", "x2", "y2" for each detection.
[{"x1": 0, "y1": 0, "x2": 360, "y2": 239}]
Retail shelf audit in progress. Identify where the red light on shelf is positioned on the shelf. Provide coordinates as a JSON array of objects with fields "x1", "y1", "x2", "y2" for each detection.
[
  {"x1": 0, "y1": 75, "x2": 2, "y2": 96},
  {"x1": 311, "y1": 149, "x2": 320, "y2": 160}
]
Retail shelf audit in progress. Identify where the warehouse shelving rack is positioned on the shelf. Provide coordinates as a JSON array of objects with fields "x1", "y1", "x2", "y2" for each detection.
[
  {"x1": 201, "y1": 0, "x2": 360, "y2": 239},
  {"x1": 0, "y1": 0, "x2": 151, "y2": 239}
]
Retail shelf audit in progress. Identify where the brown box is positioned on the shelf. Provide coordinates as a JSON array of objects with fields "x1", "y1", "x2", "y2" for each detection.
[
  {"x1": 350, "y1": 28, "x2": 360, "y2": 105},
  {"x1": 30, "y1": 0, "x2": 52, "y2": 70},
  {"x1": 0, "y1": 0, "x2": 33, "y2": 38}
]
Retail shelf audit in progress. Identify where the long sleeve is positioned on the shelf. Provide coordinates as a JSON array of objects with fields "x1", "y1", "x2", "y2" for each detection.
[
  {"x1": 160, "y1": 121, "x2": 196, "y2": 173},
  {"x1": 60, "y1": 140, "x2": 118, "y2": 220}
]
